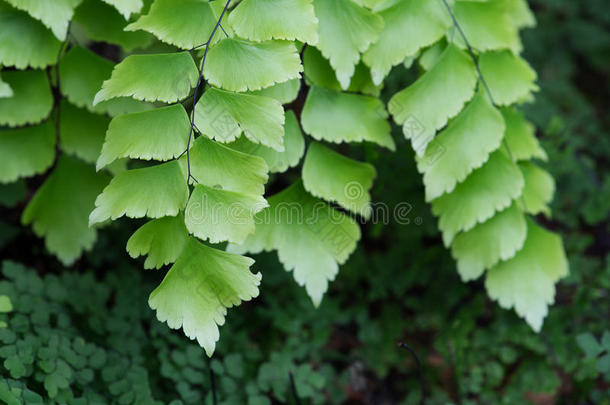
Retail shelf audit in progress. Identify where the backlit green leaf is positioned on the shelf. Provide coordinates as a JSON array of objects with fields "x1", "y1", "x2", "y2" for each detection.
[
  {"x1": 0, "y1": 122, "x2": 55, "y2": 184},
  {"x1": 100, "y1": 0, "x2": 143, "y2": 19},
  {"x1": 0, "y1": 70, "x2": 53, "y2": 127},
  {"x1": 248, "y1": 79, "x2": 301, "y2": 104},
  {"x1": 479, "y1": 50, "x2": 538, "y2": 106},
  {"x1": 59, "y1": 101, "x2": 110, "y2": 165},
  {"x1": 4, "y1": 0, "x2": 82, "y2": 40},
  {"x1": 518, "y1": 162, "x2": 554, "y2": 217}
]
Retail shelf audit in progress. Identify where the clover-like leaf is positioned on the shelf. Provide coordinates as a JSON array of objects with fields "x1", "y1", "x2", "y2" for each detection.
[
  {"x1": 126, "y1": 214, "x2": 189, "y2": 270},
  {"x1": 97, "y1": 104, "x2": 191, "y2": 170},
  {"x1": 22, "y1": 156, "x2": 111, "y2": 265},
  {"x1": 4, "y1": 0, "x2": 81, "y2": 40},
  {"x1": 229, "y1": 0, "x2": 318, "y2": 44},
  {"x1": 302, "y1": 86, "x2": 395, "y2": 150},
  {"x1": 149, "y1": 237, "x2": 261, "y2": 356},
  {"x1": 100, "y1": 0, "x2": 143, "y2": 19},
  {"x1": 93, "y1": 52, "x2": 199, "y2": 104},
  {"x1": 502, "y1": 108, "x2": 547, "y2": 162},
  {"x1": 479, "y1": 50, "x2": 538, "y2": 106},
  {"x1": 204, "y1": 38, "x2": 303, "y2": 92},
  {"x1": 485, "y1": 219, "x2": 568, "y2": 332},
  {"x1": 303, "y1": 142, "x2": 376, "y2": 217},
  {"x1": 194, "y1": 88, "x2": 285, "y2": 151},
  {"x1": 518, "y1": 162, "x2": 555, "y2": 217},
  {"x1": 59, "y1": 101, "x2": 110, "y2": 165},
  {"x1": 0, "y1": 70, "x2": 53, "y2": 127},
  {"x1": 89, "y1": 160, "x2": 189, "y2": 225},
  {"x1": 0, "y1": 122, "x2": 55, "y2": 184}
]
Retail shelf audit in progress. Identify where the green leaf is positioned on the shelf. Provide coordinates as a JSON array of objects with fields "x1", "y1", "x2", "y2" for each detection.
[
  {"x1": 0, "y1": 74, "x2": 13, "y2": 98},
  {"x1": 89, "y1": 160, "x2": 189, "y2": 224},
  {"x1": 248, "y1": 79, "x2": 301, "y2": 105},
  {"x1": 126, "y1": 214, "x2": 189, "y2": 269},
  {"x1": 185, "y1": 184, "x2": 268, "y2": 244},
  {"x1": 0, "y1": 122, "x2": 55, "y2": 184},
  {"x1": 185, "y1": 136, "x2": 269, "y2": 196},
  {"x1": 0, "y1": 70, "x2": 53, "y2": 127},
  {"x1": 417, "y1": 91, "x2": 505, "y2": 201},
  {"x1": 59, "y1": 101, "x2": 110, "y2": 165},
  {"x1": 312, "y1": 0, "x2": 383, "y2": 88},
  {"x1": 502, "y1": 107, "x2": 547, "y2": 161},
  {"x1": 229, "y1": 0, "x2": 318, "y2": 44},
  {"x1": 149, "y1": 237, "x2": 261, "y2": 356},
  {"x1": 576, "y1": 333, "x2": 603, "y2": 359},
  {"x1": 22, "y1": 156, "x2": 111, "y2": 265},
  {"x1": 93, "y1": 52, "x2": 199, "y2": 105},
  {"x1": 388, "y1": 43, "x2": 477, "y2": 156},
  {"x1": 507, "y1": 0, "x2": 536, "y2": 30},
  {"x1": 229, "y1": 181, "x2": 360, "y2": 306},
  {"x1": 451, "y1": 202, "x2": 527, "y2": 282},
  {"x1": 100, "y1": 0, "x2": 143, "y2": 19},
  {"x1": 431, "y1": 150, "x2": 524, "y2": 246},
  {"x1": 204, "y1": 38, "x2": 303, "y2": 92},
  {"x1": 229, "y1": 110, "x2": 305, "y2": 173},
  {"x1": 126, "y1": 0, "x2": 218, "y2": 49},
  {"x1": 479, "y1": 50, "x2": 538, "y2": 106},
  {"x1": 0, "y1": 296, "x2": 12, "y2": 313},
  {"x1": 485, "y1": 219, "x2": 568, "y2": 331},
  {"x1": 0, "y1": 3, "x2": 62, "y2": 69},
  {"x1": 302, "y1": 142, "x2": 376, "y2": 217},
  {"x1": 301, "y1": 86, "x2": 395, "y2": 150},
  {"x1": 4, "y1": 0, "x2": 82, "y2": 40},
  {"x1": 418, "y1": 39, "x2": 446, "y2": 71},
  {"x1": 362, "y1": 0, "x2": 450, "y2": 85},
  {"x1": 518, "y1": 162, "x2": 554, "y2": 217},
  {"x1": 97, "y1": 104, "x2": 191, "y2": 170}
]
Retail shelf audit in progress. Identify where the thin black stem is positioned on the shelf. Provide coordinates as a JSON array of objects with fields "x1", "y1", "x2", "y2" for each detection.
[
  {"x1": 398, "y1": 342, "x2": 426, "y2": 405},
  {"x1": 288, "y1": 372, "x2": 302, "y2": 405},
  {"x1": 219, "y1": 23, "x2": 229, "y2": 38}
]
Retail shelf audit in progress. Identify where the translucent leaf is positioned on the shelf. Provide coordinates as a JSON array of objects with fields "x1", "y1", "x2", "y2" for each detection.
[
  {"x1": 184, "y1": 184, "x2": 268, "y2": 244},
  {"x1": 418, "y1": 39, "x2": 446, "y2": 71},
  {"x1": 388, "y1": 43, "x2": 477, "y2": 156},
  {"x1": 479, "y1": 50, "x2": 538, "y2": 106},
  {"x1": 126, "y1": 214, "x2": 189, "y2": 270},
  {"x1": 4, "y1": 0, "x2": 81, "y2": 40},
  {"x1": 248, "y1": 79, "x2": 301, "y2": 105},
  {"x1": 302, "y1": 142, "x2": 376, "y2": 218},
  {"x1": 518, "y1": 162, "x2": 554, "y2": 217},
  {"x1": 149, "y1": 237, "x2": 261, "y2": 356},
  {"x1": 100, "y1": 0, "x2": 143, "y2": 19},
  {"x1": 502, "y1": 107, "x2": 547, "y2": 162},
  {"x1": 89, "y1": 160, "x2": 189, "y2": 224},
  {"x1": 97, "y1": 104, "x2": 190, "y2": 170},
  {"x1": 0, "y1": 70, "x2": 53, "y2": 127},
  {"x1": 229, "y1": 181, "x2": 360, "y2": 306},
  {"x1": 485, "y1": 219, "x2": 568, "y2": 331},
  {"x1": 93, "y1": 52, "x2": 199, "y2": 104},
  {"x1": 301, "y1": 86, "x2": 395, "y2": 150},
  {"x1": 0, "y1": 74, "x2": 13, "y2": 98},
  {"x1": 451, "y1": 202, "x2": 527, "y2": 282},
  {"x1": 0, "y1": 122, "x2": 55, "y2": 184},
  {"x1": 417, "y1": 91, "x2": 505, "y2": 201},
  {"x1": 312, "y1": 0, "x2": 383, "y2": 88},
  {"x1": 362, "y1": 0, "x2": 450, "y2": 85},
  {"x1": 229, "y1": 0, "x2": 318, "y2": 44},
  {"x1": 204, "y1": 38, "x2": 302, "y2": 92},
  {"x1": 22, "y1": 156, "x2": 110, "y2": 265},
  {"x1": 185, "y1": 136, "x2": 268, "y2": 196},
  {"x1": 431, "y1": 150, "x2": 524, "y2": 246},
  {"x1": 125, "y1": 0, "x2": 217, "y2": 49},
  {"x1": 507, "y1": 0, "x2": 536, "y2": 30},
  {"x1": 194, "y1": 88, "x2": 285, "y2": 151},
  {"x1": 59, "y1": 101, "x2": 110, "y2": 165},
  {"x1": 229, "y1": 111, "x2": 305, "y2": 173}
]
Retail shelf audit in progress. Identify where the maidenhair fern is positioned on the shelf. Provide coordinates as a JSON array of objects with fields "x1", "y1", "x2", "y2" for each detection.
[{"x1": 0, "y1": 0, "x2": 567, "y2": 355}]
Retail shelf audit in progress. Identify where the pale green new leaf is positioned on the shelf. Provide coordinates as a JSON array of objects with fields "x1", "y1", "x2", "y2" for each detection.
[
  {"x1": 417, "y1": 91, "x2": 505, "y2": 201},
  {"x1": 4, "y1": 0, "x2": 82, "y2": 40},
  {"x1": 418, "y1": 40, "x2": 446, "y2": 71},
  {"x1": 451, "y1": 202, "x2": 527, "y2": 282},
  {"x1": 0, "y1": 122, "x2": 55, "y2": 184},
  {"x1": 479, "y1": 50, "x2": 538, "y2": 106},
  {"x1": 194, "y1": 88, "x2": 285, "y2": 151},
  {"x1": 0, "y1": 70, "x2": 53, "y2": 127},
  {"x1": 89, "y1": 161, "x2": 189, "y2": 224},
  {"x1": 502, "y1": 107, "x2": 547, "y2": 161},
  {"x1": 149, "y1": 238, "x2": 261, "y2": 356},
  {"x1": 229, "y1": 111, "x2": 305, "y2": 173},
  {"x1": 507, "y1": 0, "x2": 536, "y2": 30},
  {"x1": 22, "y1": 156, "x2": 110, "y2": 265},
  {"x1": 126, "y1": 0, "x2": 217, "y2": 49},
  {"x1": 362, "y1": 0, "x2": 450, "y2": 85},
  {"x1": 302, "y1": 86, "x2": 395, "y2": 150},
  {"x1": 0, "y1": 74, "x2": 12, "y2": 98},
  {"x1": 229, "y1": 0, "x2": 318, "y2": 44},
  {"x1": 388, "y1": 43, "x2": 477, "y2": 156},
  {"x1": 185, "y1": 184, "x2": 268, "y2": 244},
  {"x1": 229, "y1": 181, "x2": 360, "y2": 306},
  {"x1": 0, "y1": 3, "x2": 62, "y2": 69},
  {"x1": 518, "y1": 162, "x2": 555, "y2": 216},
  {"x1": 312, "y1": 0, "x2": 383, "y2": 89},
  {"x1": 204, "y1": 38, "x2": 303, "y2": 92},
  {"x1": 126, "y1": 214, "x2": 189, "y2": 270},
  {"x1": 59, "y1": 101, "x2": 110, "y2": 165},
  {"x1": 302, "y1": 142, "x2": 376, "y2": 218},
  {"x1": 486, "y1": 219, "x2": 568, "y2": 332},
  {"x1": 100, "y1": 0, "x2": 143, "y2": 19},
  {"x1": 93, "y1": 52, "x2": 199, "y2": 104},
  {"x1": 97, "y1": 104, "x2": 190, "y2": 170},
  {"x1": 431, "y1": 150, "x2": 524, "y2": 246},
  {"x1": 248, "y1": 79, "x2": 301, "y2": 104}
]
